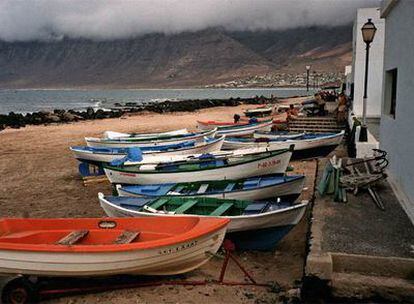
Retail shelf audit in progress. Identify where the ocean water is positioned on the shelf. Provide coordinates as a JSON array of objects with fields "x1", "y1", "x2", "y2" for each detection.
[{"x1": 0, "y1": 88, "x2": 314, "y2": 114}]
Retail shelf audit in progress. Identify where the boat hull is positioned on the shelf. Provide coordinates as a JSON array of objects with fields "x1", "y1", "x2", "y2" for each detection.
[
  {"x1": 104, "y1": 150, "x2": 292, "y2": 184},
  {"x1": 0, "y1": 218, "x2": 227, "y2": 277},
  {"x1": 99, "y1": 195, "x2": 308, "y2": 251},
  {"x1": 71, "y1": 137, "x2": 224, "y2": 165},
  {"x1": 216, "y1": 121, "x2": 273, "y2": 137},
  {"x1": 227, "y1": 225, "x2": 295, "y2": 251},
  {"x1": 223, "y1": 131, "x2": 345, "y2": 158},
  {"x1": 104, "y1": 128, "x2": 188, "y2": 139},
  {"x1": 117, "y1": 176, "x2": 305, "y2": 201},
  {"x1": 85, "y1": 129, "x2": 217, "y2": 148}
]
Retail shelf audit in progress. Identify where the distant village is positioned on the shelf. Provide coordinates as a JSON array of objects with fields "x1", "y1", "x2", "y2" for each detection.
[{"x1": 205, "y1": 72, "x2": 344, "y2": 88}]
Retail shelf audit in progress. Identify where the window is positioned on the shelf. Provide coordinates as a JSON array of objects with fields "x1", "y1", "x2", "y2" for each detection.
[{"x1": 384, "y1": 68, "x2": 398, "y2": 119}]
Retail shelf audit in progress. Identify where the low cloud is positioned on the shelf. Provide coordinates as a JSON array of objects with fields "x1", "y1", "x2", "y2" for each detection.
[{"x1": 0, "y1": 0, "x2": 380, "y2": 41}]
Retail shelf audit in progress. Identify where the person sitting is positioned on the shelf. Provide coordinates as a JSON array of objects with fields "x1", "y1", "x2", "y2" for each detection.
[
  {"x1": 233, "y1": 114, "x2": 241, "y2": 123},
  {"x1": 287, "y1": 104, "x2": 298, "y2": 121},
  {"x1": 337, "y1": 93, "x2": 347, "y2": 122},
  {"x1": 315, "y1": 93, "x2": 326, "y2": 116}
]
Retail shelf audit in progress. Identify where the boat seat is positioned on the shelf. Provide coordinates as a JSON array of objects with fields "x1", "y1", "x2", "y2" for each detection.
[
  {"x1": 242, "y1": 202, "x2": 271, "y2": 215},
  {"x1": 149, "y1": 198, "x2": 169, "y2": 210},
  {"x1": 56, "y1": 230, "x2": 89, "y2": 245},
  {"x1": 174, "y1": 185, "x2": 185, "y2": 193},
  {"x1": 243, "y1": 178, "x2": 261, "y2": 188},
  {"x1": 174, "y1": 200, "x2": 198, "y2": 214},
  {"x1": 197, "y1": 184, "x2": 209, "y2": 194},
  {"x1": 139, "y1": 164, "x2": 157, "y2": 171},
  {"x1": 210, "y1": 202, "x2": 234, "y2": 216},
  {"x1": 114, "y1": 230, "x2": 140, "y2": 244},
  {"x1": 224, "y1": 183, "x2": 235, "y2": 192}
]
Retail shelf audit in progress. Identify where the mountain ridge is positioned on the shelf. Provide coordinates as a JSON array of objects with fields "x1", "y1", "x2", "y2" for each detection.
[{"x1": 0, "y1": 26, "x2": 352, "y2": 88}]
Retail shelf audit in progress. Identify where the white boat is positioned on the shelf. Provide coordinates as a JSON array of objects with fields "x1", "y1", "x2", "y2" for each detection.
[
  {"x1": 244, "y1": 106, "x2": 273, "y2": 117},
  {"x1": 85, "y1": 128, "x2": 217, "y2": 148},
  {"x1": 99, "y1": 194, "x2": 309, "y2": 250},
  {"x1": 104, "y1": 148, "x2": 293, "y2": 185},
  {"x1": 216, "y1": 120, "x2": 273, "y2": 137},
  {"x1": 104, "y1": 128, "x2": 189, "y2": 139},
  {"x1": 0, "y1": 217, "x2": 229, "y2": 277},
  {"x1": 70, "y1": 136, "x2": 225, "y2": 165},
  {"x1": 223, "y1": 131, "x2": 345, "y2": 158},
  {"x1": 254, "y1": 131, "x2": 305, "y2": 140},
  {"x1": 116, "y1": 174, "x2": 305, "y2": 202}
]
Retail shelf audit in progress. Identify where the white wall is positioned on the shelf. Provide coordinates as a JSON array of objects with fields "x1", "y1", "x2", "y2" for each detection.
[
  {"x1": 380, "y1": 0, "x2": 414, "y2": 216},
  {"x1": 352, "y1": 8, "x2": 385, "y2": 118}
]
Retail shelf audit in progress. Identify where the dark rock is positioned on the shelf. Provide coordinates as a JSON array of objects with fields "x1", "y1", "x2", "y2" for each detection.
[
  {"x1": 60, "y1": 112, "x2": 76, "y2": 122},
  {"x1": 86, "y1": 107, "x2": 95, "y2": 119},
  {"x1": 53, "y1": 109, "x2": 66, "y2": 115}
]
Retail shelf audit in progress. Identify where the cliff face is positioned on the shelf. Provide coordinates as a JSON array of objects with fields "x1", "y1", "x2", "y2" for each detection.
[{"x1": 0, "y1": 26, "x2": 352, "y2": 88}]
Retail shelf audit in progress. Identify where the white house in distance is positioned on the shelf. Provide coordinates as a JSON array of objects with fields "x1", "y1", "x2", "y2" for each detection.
[
  {"x1": 380, "y1": 0, "x2": 414, "y2": 220},
  {"x1": 351, "y1": 7, "x2": 385, "y2": 118}
]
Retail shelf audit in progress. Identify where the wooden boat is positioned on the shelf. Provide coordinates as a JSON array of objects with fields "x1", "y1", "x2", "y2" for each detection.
[
  {"x1": 99, "y1": 194, "x2": 309, "y2": 251},
  {"x1": 103, "y1": 147, "x2": 293, "y2": 185},
  {"x1": 0, "y1": 217, "x2": 229, "y2": 276},
  {"x1": 222, "y1": 131, "x2": 345, "y2": 158},
  {"x1": 85, "y1": 128, "x2": 217, "y2": 148},
  {"x1": 70, "y1": 136, "x2": 225, "y2": 165},
  {"x1": 197, "y1": 114, "x2": 287, "y2": 131},
  {"x1": 254, "y1": 131, "x2": 305, "y2": 140},
  {"x1": 244, "y1": 106, "x2": 273, "y2": 118},
  {"x1": 215, "y1": 120, "x2": 273, "y2": 137},
  {"x1": 104, "y1": 128, "x2": 189, "y2": 139},
  {"x1": 116, "y1": 174, "x2": 305, "y2": 202}
]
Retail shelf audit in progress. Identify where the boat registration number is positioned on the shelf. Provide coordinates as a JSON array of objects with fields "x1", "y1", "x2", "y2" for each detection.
[
  {"x1": 257, "y1": 159, "x2": 280, "y2": 169},
  {"x1": 158, "y1": 240, "x2": 198, "y2": 255}
]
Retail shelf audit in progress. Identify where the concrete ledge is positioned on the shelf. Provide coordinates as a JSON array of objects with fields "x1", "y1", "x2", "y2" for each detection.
[
  {"x1": 354, "y1": 126, "x2": 379, "y2": 158},
  {"x1": 331, "y1": 272, "x2": 414, "y2": 302},
  {"x1": 331, "y1": 252, "x2": 414, "y2": 279},
  {"x1": 306, "y1": 252, "x2": 333, "y2": 280}
]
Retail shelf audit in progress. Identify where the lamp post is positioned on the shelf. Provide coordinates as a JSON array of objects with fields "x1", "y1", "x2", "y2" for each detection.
[
  {"x1": 359, "y1": 18, "x2": 377, "y2": 142},
  {"x1": 306, "y1": 65, "x2": 311, "y2": 92}
]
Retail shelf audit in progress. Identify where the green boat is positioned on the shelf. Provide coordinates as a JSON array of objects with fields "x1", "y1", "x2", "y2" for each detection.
[{"x1": 99, "y1": 194, "x2": 308, "y2": 250}]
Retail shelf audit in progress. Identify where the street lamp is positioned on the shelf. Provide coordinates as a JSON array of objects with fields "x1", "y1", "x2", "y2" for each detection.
[
  {"x1": 359, "y1": 18, "x2": 377, "y2": 142},
  {"x1": 306, "y1": 65, "x2": 311, "y2": 92}
]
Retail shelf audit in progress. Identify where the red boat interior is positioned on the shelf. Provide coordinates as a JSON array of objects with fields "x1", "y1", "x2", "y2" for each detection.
[{"x1": 0, "y1": 217, "x2": 229, "y2": 252}]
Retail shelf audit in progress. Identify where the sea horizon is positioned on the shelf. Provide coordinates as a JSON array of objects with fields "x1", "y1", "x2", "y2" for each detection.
[{"x1": 0, "y1": 87, "x2": 315, "y2": 114}]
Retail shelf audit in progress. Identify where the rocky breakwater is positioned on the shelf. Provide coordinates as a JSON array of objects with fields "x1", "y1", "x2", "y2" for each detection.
[
  {"x1": 0, "y1": 108, "x2": 123, "y2": 131},
  {"x1": 0, "y1": 95, "x2": 276, "y2": 131}
]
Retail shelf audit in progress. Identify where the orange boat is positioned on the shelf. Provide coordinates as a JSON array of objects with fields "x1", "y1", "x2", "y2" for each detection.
[{"x1": 0, "y1": 217, "x2": 229, "y2": 277}]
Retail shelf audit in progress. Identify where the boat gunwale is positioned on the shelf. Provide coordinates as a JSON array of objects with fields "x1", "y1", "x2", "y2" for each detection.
[{"x1": 103, "y1": 148, "x2": 291, "y2": 174}]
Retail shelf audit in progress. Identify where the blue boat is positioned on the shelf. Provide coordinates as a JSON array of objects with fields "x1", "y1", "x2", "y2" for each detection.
[
  {"x1": 70, "y1": 136, "x2": 225, "y2": 166},
  {"x1": 117, "y1": 174, "x2": 305, "y2": 202}
]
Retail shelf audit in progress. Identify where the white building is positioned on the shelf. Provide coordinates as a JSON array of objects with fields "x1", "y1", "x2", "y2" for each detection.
[
  {"x1": 380, "y1": 0, "x2": 414, "y2": 221},
  {"x1": 351, "y1": 8, "x2": 385, "y2": 118}
]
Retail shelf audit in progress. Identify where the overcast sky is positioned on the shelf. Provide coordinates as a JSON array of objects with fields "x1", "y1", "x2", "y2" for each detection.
[{"x1": 0, "y1": 0, "x2": 381, "y2": 41}]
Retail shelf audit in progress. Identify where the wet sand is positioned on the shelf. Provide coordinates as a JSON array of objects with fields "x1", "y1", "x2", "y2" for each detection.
[{"x1": 0, "y1": 104, "x2": 316, "y2": 303}]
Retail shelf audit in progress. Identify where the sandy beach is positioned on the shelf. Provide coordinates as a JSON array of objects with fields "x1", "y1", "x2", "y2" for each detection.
[{"x1": 0, "y1": 104, "x2": 316, "y2": 303}]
